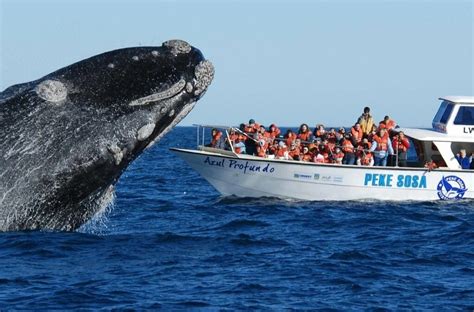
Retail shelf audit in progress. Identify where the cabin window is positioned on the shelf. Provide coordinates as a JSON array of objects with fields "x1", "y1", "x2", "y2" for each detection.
[
  {"x1": 453, "y1": 106, "x2": 474, "y2": 125},
  {"x1": 439, "y1": 103, "x2": 454, "y2": 123}
]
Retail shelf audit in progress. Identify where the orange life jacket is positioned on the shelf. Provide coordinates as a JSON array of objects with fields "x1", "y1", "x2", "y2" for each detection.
[
  {"x1": 302, "y1": 153, "x2": 313, "y2": 162},
  {"x1": 351, "y1": 127, "x2": 363, "y2": 143},
  {"x1": 298, "y1": 131, "x2": 312, "y2": 142},
  {"x1": 341, "y1": 139, "x2": 354, "y2": 153},
  {"x1": 386, "y1": 119, "x2": 396, "y2": 130},
  {"x1": 210, "y1": 131, "x2": 222, "y2": 147},
  {"x1": 288, "y1": 148, "x2": 300, "y2": 160},
  {"x1": 392, "y1": 137, "x2": 410, "y2": 152},
  {"x1": 244, "y1": 123, "x2": 260, "y2": 133},
  {"x1": 333, "y1": 152, "x2": 344, "y2": 164},
  {"x1": 373, "y1": 135, "x2": 389, "y2": 151},
  {"x1": 275, "y1": 146, "x2": 288, "y2": 158},
  {"x1": 361, "y1": 152, "x2": 373, "y2": 166},
  {"x1": 285, "y1": 133, "x2": 296, "y2": 147}
]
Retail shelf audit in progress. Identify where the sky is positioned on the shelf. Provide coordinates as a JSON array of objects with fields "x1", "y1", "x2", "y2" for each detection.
[{"x1": 1, "y1": 0, "x2": 473, "y2": 128}]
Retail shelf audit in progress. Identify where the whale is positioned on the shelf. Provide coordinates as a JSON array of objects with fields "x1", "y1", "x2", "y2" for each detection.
[{"x1": 0, "y1": 40, "x2": 214, "y2": 231}]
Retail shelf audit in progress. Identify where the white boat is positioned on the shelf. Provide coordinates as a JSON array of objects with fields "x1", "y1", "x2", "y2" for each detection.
[{"x1": 171, "y1": 96, "x2": 474, "y2": 201}]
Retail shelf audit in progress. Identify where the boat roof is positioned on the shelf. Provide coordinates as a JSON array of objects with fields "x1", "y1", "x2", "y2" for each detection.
[
  {"x1": 397, "y1": 127, "x2": 474, "y2": 143},
  {"x1": 439, "y1": 96, "x2": 474, "y2": 104}
]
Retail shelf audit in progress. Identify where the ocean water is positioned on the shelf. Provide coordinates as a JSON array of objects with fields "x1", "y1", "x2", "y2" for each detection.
[{"x1": 1, "y1": 127, "x2": 473, "y2": 310}]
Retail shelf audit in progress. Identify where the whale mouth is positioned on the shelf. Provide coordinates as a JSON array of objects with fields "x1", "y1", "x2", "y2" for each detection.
[
  {"x1": 129, "y1": 79, "x2": 186, "y2": 107},
  {"x1": 128, "y1": 59, "x2": 214, "y2": 107}
]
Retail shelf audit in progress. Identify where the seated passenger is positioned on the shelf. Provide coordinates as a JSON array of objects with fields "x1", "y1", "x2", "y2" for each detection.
[
  {"x1": 207, "y1": 128, "x2": 222, "y2": 148},
  {"x1": 256, "y1": 139, "x2": 268, "y2": 158},
  {"x1": 332, "y1": 147, "x2": 344, "y2": 164},
  {"x1": 301, "y1": 146, "x2": 313, "y2": 162},
  {"x1": 228, "y1": 128, "x2": 246, "y2": 154},
  {"x1": 275, "y1": 141, "x2": 290, "y2": 160},
  {"x1": 297, "y1": 123, "x2": 313, "y2": 142},
  {"x1": 284, "y1": 129, "x2": 297, "y2": 147},
  {"x1": 268, "y1": 124, "x2": 281, "y2": 139},
  {"x1": 455, "y1": 149, "x2": 473, "y2": 169},
  {"x1": 313, "y1": 124, "x2": 326, "y2": 138},
  {"x1": 288, "y1": 142, "x2": 301, "y2": 160}
]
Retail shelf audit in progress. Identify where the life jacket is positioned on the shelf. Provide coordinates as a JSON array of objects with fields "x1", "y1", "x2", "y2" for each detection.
[
  {"x1": 288, "y1": 148, "x2": 300, "y2": 160},
  {"x1": 244, "y1": 123, "x2": 260, "y2": 133},
  {"x1": 285, "y1": 133, "x2": 296, "y2": 147},
  {"x1": 256, "y1": 139, "x2": 269, "y2": 157},
  {"x1": 333, "y1": 152, "x2": 345, "y2": 164},
  {"x1": 392, "y1": 137, "x2": 410, "y2": 153},
  {"x1": 302, "y1": 152, "x2": 313, "y2": 162},
  {"x1": 358, "y1": 115, "x2": 374, "y2": 135},
  {"x1": 297, "y1": 131, "x2": 312, "y2": 142},
  {"x1": 373, "y1": 135, "x2": 389, "y2": 151},
  {"x1": 275, "y1": 146, "x2": 288, "y2": 159},
  {"x1": 314, "y1": 129, "x2": 326, "y2": 138},
  {"x1": 269, "y1": 124, "x2": 281, "y2": 138},
  {"x1": 386, "y1": 119, "x2": 396, "y2": 130},
  {"x1": 341, "y1": 139, "x2": 354, "y2": 153},
  {"x1": 360, "y1": 152, "x2": 373, "y2": 166},
  {"x1": 314, "y1": 153, "x2": 325, "y2": 163},
  {"x1": 356, "y1": 142, "x2": 372, "y2": 157},
  {"x1": 210, "y1": 131, "x2": 222, "y2": 147},
  {"x1": 351, "y1": 127, "x2": 363, "y2": 143}
]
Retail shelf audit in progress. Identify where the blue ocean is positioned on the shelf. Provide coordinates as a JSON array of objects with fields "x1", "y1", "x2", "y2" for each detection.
[{"x1": 1, "y1": 127, "x2": 473, "y2": 310}]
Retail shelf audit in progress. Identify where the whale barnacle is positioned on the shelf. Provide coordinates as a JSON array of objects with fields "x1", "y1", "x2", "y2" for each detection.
[
  {"x1": 162, "y1": 40, "x2": 192, "y2": 55},
  {"x1": 35, "y1": 79, "x2": 68, "y2": 103}
]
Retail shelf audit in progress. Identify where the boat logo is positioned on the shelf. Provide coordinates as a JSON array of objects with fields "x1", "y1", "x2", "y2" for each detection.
[{"x1": 436, "y1": 176, "x2": 468, "y2": 200}]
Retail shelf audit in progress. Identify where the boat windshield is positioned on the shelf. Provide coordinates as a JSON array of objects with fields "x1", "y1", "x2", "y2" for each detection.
[
  {"x1": 433, "y1": 101, "x2": 454, "y2": 124},
  {"x1": 453, "y1": 106, "x2": 474, "y2": 125}
]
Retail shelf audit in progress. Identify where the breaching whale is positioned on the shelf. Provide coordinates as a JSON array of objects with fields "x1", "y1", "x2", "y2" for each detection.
[{"x1": 0, "y1": 40, "x2": 214, "y2": 231}]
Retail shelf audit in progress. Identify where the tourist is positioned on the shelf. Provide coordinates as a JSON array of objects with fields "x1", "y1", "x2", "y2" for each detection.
[
  {"x1": 207, "y1": 128, "x2": 222, "y2": 148},
  {"x1": 356, "y1": 139, "x2": 374, "y2": 166},
  {"x1": 370, "y1": 128, "x2": 394, "y2": 166},
  {"x1": 351, "y1": 123, "x2": 363, "y2": 143},
  {"x1": 341, "y1": 134, "x2": 356, "y2": 165},
  {"x1": 297, "y1": 123, "x2": 313, "y2": 142},
  {"x1": 357, "y1": 106, "x2": 375, "y2": 136},
  {"x1": 392, "y1": 131, "x2": 410, "y2": 167},
  {"x1": 332, "y1": 147, "x2": 344, "y2": 164},
  {"x1": 244, "y1": 119, "x2": 260, "y2": 133},
  {"x1": 455, "y1": 149, "x2": 472, "y2": 169}
]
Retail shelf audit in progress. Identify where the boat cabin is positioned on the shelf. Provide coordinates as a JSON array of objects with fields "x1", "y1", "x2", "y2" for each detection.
[{"x1": 397, "y1": 96, "x2": 474, "y2": 170}]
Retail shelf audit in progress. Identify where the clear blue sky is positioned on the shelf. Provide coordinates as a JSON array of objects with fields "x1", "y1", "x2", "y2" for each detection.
[{"x1": 1, "y1": 0, "x2": 472, "y2": 127}]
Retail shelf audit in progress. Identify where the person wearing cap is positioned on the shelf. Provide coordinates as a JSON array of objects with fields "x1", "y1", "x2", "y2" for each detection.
[
  {"x1": 244, "y1": 119, "x2": 260, "y2": 133},
  {"x1": 256, "y1": 139, "x2": 268, "y2": 158},
  {"x1": 357, "y1": 106, "x2": 375, "y2": 136}
]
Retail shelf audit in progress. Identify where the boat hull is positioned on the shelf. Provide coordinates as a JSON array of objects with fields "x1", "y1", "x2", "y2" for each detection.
[{"x1": 171, "y1": 148, "x2": 473, "y2": 201}]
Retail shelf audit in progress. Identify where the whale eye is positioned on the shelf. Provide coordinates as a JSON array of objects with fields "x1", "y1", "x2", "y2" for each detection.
[{"x1": 35, "y1": 80, "x2": 68, "y2": 103}]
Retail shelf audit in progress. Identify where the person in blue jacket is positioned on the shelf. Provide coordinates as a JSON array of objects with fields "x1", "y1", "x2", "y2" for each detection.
[{"x1": 455, "y1": 149, "x2": 472, "y2": 169}]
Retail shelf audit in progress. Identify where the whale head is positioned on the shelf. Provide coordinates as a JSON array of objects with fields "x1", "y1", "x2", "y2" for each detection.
[{"x1": 0, "y1": 40, "x2": 214, "y2": 231}]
